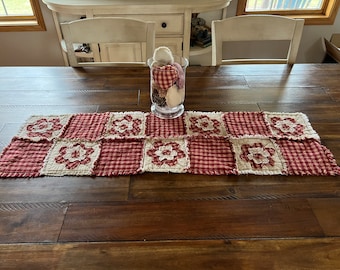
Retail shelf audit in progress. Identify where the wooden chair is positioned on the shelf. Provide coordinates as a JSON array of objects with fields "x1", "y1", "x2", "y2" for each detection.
[
  {"x1": 60, "y1": 17, "x2": 155, "y2": 67},
  {"x1": 323, "y1": 35, "x2": 340, "y2": 63},
  {"x1": 211, "y1": 15, "x2": 305, "y2": 65}
]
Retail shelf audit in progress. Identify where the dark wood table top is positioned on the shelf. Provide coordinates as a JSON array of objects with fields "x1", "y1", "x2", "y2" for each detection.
[{"x1": 0, "y1": 64, "x2": 340, "y2": 269}]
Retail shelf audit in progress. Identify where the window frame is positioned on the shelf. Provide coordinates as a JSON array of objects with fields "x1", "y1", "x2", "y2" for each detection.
[
  {"x1": 236, "y1": 0, "x2": 340, "y2": 25},
  {"x1": 0, "y1": 0, "x2": 46, "y2": 31}
]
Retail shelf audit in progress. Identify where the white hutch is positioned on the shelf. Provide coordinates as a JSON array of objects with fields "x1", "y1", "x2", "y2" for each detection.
[{"x1": 42, "y1": 0, "x2": 232, "y2": 65}]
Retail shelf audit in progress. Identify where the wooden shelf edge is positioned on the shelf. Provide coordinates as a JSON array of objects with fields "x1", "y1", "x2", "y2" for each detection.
[{"x1": 189, "y1": 45, "x2": 212, "y2": 56}]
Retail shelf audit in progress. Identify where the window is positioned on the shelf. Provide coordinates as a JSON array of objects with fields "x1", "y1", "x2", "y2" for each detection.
[
  {"x1": 0, "y1": 0, "x2": 46, "y2": 31},
  {"x1": 237, "y1": 0, "x2": 340, "y2": 24}
]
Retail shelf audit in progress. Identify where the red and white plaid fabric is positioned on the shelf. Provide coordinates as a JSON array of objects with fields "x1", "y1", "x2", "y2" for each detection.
[
  {"x1": 0, "y1": 138, "x2": 53, "y2": 177},
  {"x1": 224, "y1": 112, "x2": 272, "y2": 138},
  {"x1": 152, "y1": 65, "x2": 179, "y2": 90},
  {"x1": 277, "y1": 139, "x2": 339, "y2": 175},
  {"x1": 145, "y1": 113, "x2": 186, "y2": 138},
  {"x1": 0, "y1": 111, "x2": 339, "y2": 177},
  {"x1": 187, "y1": 136, "x2": 236, "y2": 175},
  {"x1": 94, "y1": 139, "x2": 144, "y2": 176},
  {"x1": 62, "y1": 113, "x2": 110, "y2": 140}
]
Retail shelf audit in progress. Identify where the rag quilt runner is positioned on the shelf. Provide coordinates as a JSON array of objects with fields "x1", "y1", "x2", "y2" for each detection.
[{"x1": 0, "y1": 111, "x2": 339, "y2": 178}]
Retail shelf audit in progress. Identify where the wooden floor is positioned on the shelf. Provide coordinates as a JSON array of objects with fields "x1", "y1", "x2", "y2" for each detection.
[{"x1": 0, "y1": 64, "x2": 340, "y2": 269}]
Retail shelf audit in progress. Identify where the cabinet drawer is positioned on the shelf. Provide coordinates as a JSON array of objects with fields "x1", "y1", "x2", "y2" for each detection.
[
  {"x1": 91, "y1": 14, "x2": 183, "y2": 35},
  {"x1": 124, "y1": 14, "x2": 184, "y2": 35}
]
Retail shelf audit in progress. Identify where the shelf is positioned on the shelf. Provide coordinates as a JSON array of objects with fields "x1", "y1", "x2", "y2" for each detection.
[
  {"x1": 189, "y1": 45, "x2": 212, "y2": 57},
  {"x1": 60, "y1": 40, "x2": 94, "y2": 58}
]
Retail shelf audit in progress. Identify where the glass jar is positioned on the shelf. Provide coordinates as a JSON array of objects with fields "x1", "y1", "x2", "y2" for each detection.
[{"x1": 148, "y1": 55, "x2": 189, "y2": 119}]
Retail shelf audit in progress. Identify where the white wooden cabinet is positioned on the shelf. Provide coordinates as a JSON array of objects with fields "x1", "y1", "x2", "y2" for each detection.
[{"x1": 42, "y1": 0, "x2": 232, "y2": 66}]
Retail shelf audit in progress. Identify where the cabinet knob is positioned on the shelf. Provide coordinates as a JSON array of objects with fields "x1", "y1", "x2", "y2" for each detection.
[{"x1": 161, "y1": 22, "x2": 167, "y2": 28}]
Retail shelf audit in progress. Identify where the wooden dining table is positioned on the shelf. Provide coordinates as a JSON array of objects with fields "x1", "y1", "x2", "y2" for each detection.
[{"x1": 0, "y1": 64, "x2": 340, "y2": 269}]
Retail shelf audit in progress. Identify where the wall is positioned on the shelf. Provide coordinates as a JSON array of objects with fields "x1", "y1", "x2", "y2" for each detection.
[
  {"x1": 0, "y1": 0, "x2": 339, "y2": 66},
  {"x1": 0, "y1": 0, "x2": 64, "y2": 66}
]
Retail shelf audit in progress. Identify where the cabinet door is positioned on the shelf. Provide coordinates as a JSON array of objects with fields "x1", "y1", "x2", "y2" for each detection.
[
  {"x1": 100, "y1": 38, "x2": 183, "y2": 62},
  {"x1": 155, "y1": 38, "x2": 183, "y2": 57},
  {"x1": 99, "y1": 43, "x2": 146, "y2": 62}
]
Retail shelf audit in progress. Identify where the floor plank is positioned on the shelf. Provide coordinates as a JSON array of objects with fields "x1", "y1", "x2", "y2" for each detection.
[
  {"x1": 308, "y1": 198, "x2": 340, "y2": 236},
  {"x1": 0, "y1": 202, "x2": 67, "y2": 243},
  {"x1": 0, "y1": 105, "x2": 98, "y2": 123},
  {"x1": 130, "y1": 173, "x2": 340, "y2": 201},
  {"x1": 0, "y1": 176, "x2": 130, "y2": 203},
  {"x1": 185, "y1": 87, "x2": 332, "y2": 105},
  {"x1": 0, "y1": 90, "x2": 139, "y2": 106},
  {"x1": 59, "y1": 199, "x2": 323, "y2": 242},
  {"x1": 1, "y1": 238, "x2": 340, "y2": 270}
]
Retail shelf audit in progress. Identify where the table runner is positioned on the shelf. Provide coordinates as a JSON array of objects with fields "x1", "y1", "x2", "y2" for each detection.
[{"x1": 0, "y1": 111, "x2": 339, "y2": 178}]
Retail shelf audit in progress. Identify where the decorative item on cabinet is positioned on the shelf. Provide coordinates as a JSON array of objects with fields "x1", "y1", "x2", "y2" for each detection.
[{"x1": 190, "y1": 14, "x2": 212, "y2": 48}]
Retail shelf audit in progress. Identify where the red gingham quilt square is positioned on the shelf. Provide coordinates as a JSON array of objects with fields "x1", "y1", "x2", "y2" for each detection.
[
  {"x1": 16, "y1": 115, "x2": 72, "y2": 141},
  {"x1": 104, "y1": 112, "x2": 146, "y2": 139},
  {"x1": 276, "y1": 139, "x2": 339, "y2": 176},
  {"x1": 143, "y1": 138, "x2": 189, "y2": 173},
  {"x1": 187, "y1": 137, "x2": 237, "y2": 175},
  {"x1": 185, "y1": 111, "x2": 227, "y2": 137},
  {"x1": 94, "y1": 139, "x2": 144, "y2": 176},
  {"x1": 42, "y1": 139, "x2": 101, "y2": 176},
  {"x1": 224, "y1": 112, "x2": 271, "y2": 138},
  {"x1": 265, "y1": 112, "x2": 320, "y2": 140},
  {"x1": 0, "y1": 138, "x2": 53, "y2": 177},
  {"x1": 61, "y1": 113, "x2": 110, "y2": 141},
  {"x1": 231, "y1": 138, "x2": 286, "y2": 175},
  {"x1": 145, "y1": 113, "x2": 186, "y2": 138}
]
